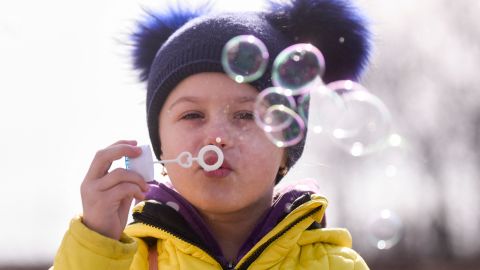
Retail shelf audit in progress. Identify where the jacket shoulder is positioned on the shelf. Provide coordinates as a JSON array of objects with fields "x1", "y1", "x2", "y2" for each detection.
[
  {"x1": 52, "y1": 216, "x2": 140, "y2": 270},
  {"x1": 296, "y1": 229, "x2": 370, "y2": 270}
]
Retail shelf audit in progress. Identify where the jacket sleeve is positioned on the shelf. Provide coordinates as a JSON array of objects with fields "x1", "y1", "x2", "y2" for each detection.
[
  {"x1": 353, "y1": 253, "x2": 370, "y2": 270},
  {"x1": 52, "y1": 216, "x2": 138, "y2": 270}
]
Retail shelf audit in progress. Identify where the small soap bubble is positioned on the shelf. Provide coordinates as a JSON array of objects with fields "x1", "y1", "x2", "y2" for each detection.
[
  {"x1": 272, "y1": 43, "x2": 325, "y2": 95},
  {"x1": 254, "y1": 87, "x2": 297, "y2": 132},
  {"x1": 368, "y1": 209, "x2": 403, "y2": 250},
  {"x1": 327, "y1": 80, "x2": 392, "y2": 157},
  {"x1": 349, "y1": 142, "x2": 365, "y2": 157},
  {"x1": 222, "y1": 35, "x2": 269, "y2": 83},
  {"x1": 263, "y1": 105, "x2": 306, "y2": 148},
  {"x1": 388, "y1": 133, "x2": 403, "y2": 147}
]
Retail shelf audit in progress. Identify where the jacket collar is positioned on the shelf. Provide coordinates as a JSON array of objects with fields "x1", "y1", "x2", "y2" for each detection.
[{"x1": 125, "y1": 180, "x2": 328, "y2": 267}]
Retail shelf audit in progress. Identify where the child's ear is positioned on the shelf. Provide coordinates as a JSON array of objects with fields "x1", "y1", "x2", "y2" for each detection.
[
  {"x1": 159, "y1": 149, "x2": 164, "y2": 160},
  {"x1": 281, "y1": 151, "x2": 288, "y2": 168},
  {"x1": 277, "y1": 151, "x2": 289, "y2": 178}
]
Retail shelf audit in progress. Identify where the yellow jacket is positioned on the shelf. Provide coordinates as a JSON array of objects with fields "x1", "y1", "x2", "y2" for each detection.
[{"x1": 53, "y1": 194, "x2": 369, "y2": 269}]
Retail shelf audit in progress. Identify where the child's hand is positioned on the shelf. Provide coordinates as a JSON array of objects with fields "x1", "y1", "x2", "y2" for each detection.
[{"x1": 80, "y1": 140, "x2": 150, "y2": 240}]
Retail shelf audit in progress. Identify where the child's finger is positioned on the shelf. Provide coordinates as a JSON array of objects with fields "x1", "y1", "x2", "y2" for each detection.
[
  {"x1": 96, "y1": 168, "x2": 149, "y2": 192},
  {"x1": 85, "y1": 143, "x2": 142, "y2": 181},
  {"x1": 107, "y1": 182, "x2": 146, "y2": 203},
  {"x1": 109, "y1": 140, "x2": 138, "y2": 147}
]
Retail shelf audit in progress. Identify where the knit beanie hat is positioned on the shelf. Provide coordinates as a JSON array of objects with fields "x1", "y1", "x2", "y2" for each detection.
[{"x1": 130, "y1": 0, "x2": 371, "y2": 182}]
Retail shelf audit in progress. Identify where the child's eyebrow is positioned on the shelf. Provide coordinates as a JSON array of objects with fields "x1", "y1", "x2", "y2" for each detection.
[
  {"x1": 169, "y1": 96, "x2": 201, "y2": 110},
  {"x1": 236, "y1": 96, "x2": 256, "y2": 103},
  {"x1": 169, "y1": 95, "x2": 255, "y2": 109}
]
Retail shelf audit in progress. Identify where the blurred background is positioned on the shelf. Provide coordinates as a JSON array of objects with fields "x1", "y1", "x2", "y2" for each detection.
[{"x1": 0, "y1": 0, "x2": 479, "y2": 269}]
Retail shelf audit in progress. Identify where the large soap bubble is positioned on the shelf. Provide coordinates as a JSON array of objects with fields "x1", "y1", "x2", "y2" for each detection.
[
  {"x1": 222, "y1": 35, "x2": 269, "y2": 83},
  {"x1": 254, "y1": 87, "x2": 297, "y2": 133},
  {"x1": 368, "y1": 209, "x2": 403, "y2": 250},
  {"x1": 272, "y1": 43, "x2": 325, "y2": 95},
  {"x1": 328, "y1": 80, "x2": 392, "y2": 157},
  {"x1": 262, "y1": 105, "x2": 306, "y2": 148},
  {"x1": 297, "y1": 84, "x2": 345, "y2": 135}
]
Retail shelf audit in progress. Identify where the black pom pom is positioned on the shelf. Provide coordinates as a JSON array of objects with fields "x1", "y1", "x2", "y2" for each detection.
[
  {"x1": 130, "y1": 2, "x2": 214, "y2": 81},
  {"x1": 266, "y1": 0, "x2": 372, "y2": 82}
]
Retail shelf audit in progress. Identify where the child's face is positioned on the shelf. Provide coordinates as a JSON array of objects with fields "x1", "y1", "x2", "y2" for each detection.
[{"x1": 159, "y1": 72, "x2": 286, "y2": 214}]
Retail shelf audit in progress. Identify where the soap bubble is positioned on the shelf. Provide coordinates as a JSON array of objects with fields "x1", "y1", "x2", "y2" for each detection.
[
  {"x1": 327, "y1": 80, "x2": 392, "y2": 157},
  {"x1": 368, "y1": 209, "x2": 403, "y2": 250},
  {"x1": 263, "y1": 105, "x2": 306, "y2": 148},
  {"x1": 222, "y1": 35, "x2": 269, "y2": 83},
  {"x1": 254, "y1": 87, "x2": 297, "y2": 132},
  {"x1": 272, "y1": 43, "x2": 325, "y2": 95},
  {"x1": 297, "y1": 84, "x2": 346, "y2": 135}
]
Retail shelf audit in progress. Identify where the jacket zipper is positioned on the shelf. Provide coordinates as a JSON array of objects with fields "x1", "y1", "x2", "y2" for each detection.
[
  {"x1": 236, "y1": 206, "x2": 323, "y2": 270},
  {"x1": 133, "y1": 211, "x2": 233, "y2": 270},
  {"x1": 134, "y1": 205, "x2": 322, "y2": 270}
]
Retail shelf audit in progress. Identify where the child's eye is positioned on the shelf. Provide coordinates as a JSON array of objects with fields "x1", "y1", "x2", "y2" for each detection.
[
  {"x1": 181, "y1": 112, "x2": 204, "y2": 120},
  {"x1": 234, "y1": 111, "x2": 254, "y2": 120}
]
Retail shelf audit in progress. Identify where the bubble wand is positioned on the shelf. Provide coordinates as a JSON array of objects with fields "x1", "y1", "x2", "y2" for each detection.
[{"x1": 125, "y1": 145, "x2": 224, "y2": 181}]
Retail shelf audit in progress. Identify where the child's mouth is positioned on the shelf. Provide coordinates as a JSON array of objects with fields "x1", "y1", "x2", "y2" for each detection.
[
  {"x1": 203, "y1": 156, "x2": 232, "y2": 178},
  {"x1": 203, "y1": 168, "x2": 232, "y2": 178}
]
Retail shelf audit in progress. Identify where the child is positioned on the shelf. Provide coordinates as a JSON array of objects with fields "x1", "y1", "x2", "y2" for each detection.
[{"x1": 52, "y1": 0, "x2": 372, "y2": 269}]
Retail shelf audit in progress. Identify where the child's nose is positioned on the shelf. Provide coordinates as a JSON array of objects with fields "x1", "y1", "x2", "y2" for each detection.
[{"x1": 203, "y1": 121, "x2": 232, "y2": 149}]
